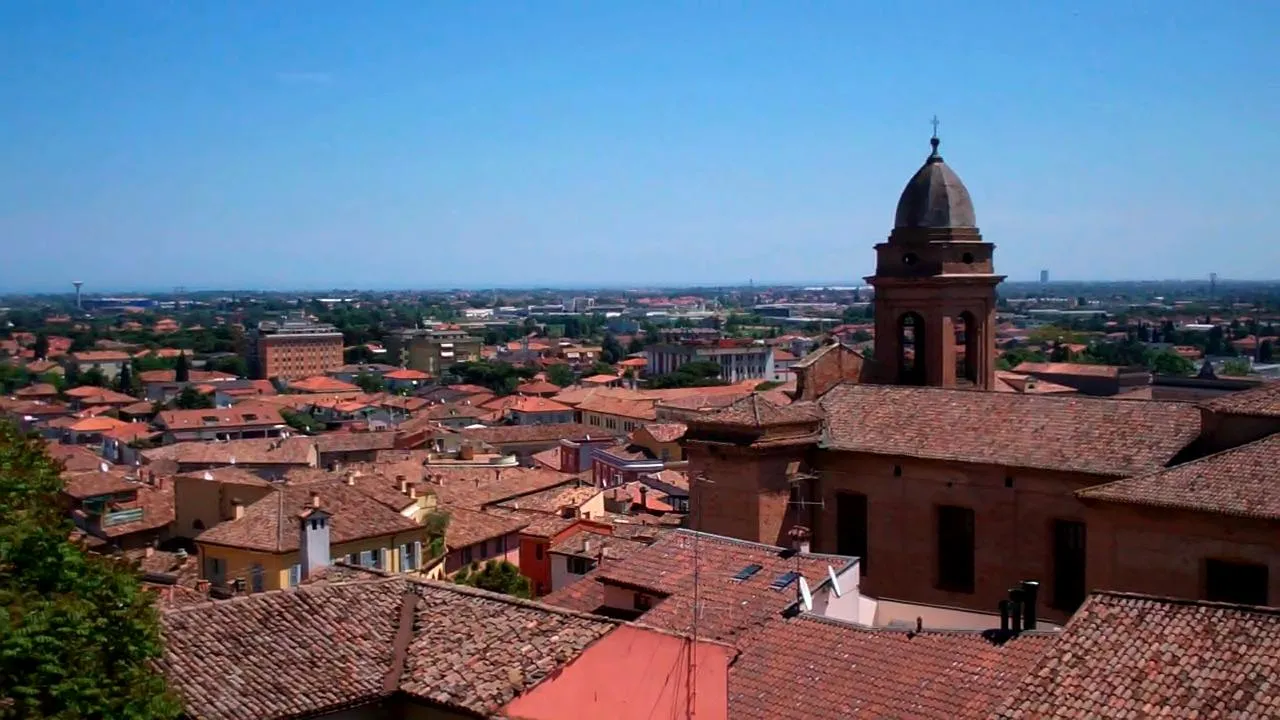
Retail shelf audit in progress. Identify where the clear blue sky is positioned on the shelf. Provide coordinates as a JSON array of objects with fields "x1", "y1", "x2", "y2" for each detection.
[{"x1": 2, "y1": 1, "x2": 1277, "y2": 292}]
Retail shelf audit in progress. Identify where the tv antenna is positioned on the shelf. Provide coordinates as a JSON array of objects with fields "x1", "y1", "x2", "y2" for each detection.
[{"x1": 685, "y1": 472, "x2": 715, "y2": 718}]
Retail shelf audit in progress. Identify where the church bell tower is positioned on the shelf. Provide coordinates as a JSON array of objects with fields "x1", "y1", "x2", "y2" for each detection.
[{"x1": 866, "y1": 130, "x2": 1003, "y2": 389}]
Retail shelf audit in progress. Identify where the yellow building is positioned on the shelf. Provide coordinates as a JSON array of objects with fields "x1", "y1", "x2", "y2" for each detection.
[
  {"x1": 628, "y1": 422, "x2": 688, "y2": 462},
  {"x1": 194, "y1": 479, "x2": 433, "y2": 592}
]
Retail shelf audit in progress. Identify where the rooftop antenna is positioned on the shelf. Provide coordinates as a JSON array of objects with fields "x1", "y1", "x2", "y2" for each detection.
[{"x1": 686, "y1": 472, "x2": 715, "y2": 718}]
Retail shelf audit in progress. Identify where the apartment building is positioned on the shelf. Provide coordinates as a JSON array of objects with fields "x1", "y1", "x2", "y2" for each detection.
[
  {"x1": 385, "y1": 328, "x2": 482, "y2": 375},
  {"x1": 644, "y1": 338, "x2": 775, "y2": 383},
  {"x1": 247, "y1": 316, "x2": 344, "y2": 381}
]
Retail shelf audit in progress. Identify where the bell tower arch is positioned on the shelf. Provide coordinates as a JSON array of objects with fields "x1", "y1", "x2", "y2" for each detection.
[{"x1": 867, "y1": 132, "x2": 1003, "y2": 389}]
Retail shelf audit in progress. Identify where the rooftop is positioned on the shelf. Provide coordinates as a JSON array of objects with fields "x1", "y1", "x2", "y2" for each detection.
[
  {"x1": 820, "y1": 384, "x2": 1200, "y2": 477},
  {"x1": 155, "y1": 403, "x2": 284, "y2": 430},
  {"x1": 459, "y1": 422, "x2": 616, "y2": 446},
  {"x1": 143, "y1": 436, "x2": 316, "y2": 467},
  {"x1": 1200, "y1": 380, "x2": 1280, "y2": 418},
  {"x1": 444, "y1": 507, "x2": 529, "y2": 549},
  {"x1": 289, "y1": 375, "x2": 363, "y2": 394}
]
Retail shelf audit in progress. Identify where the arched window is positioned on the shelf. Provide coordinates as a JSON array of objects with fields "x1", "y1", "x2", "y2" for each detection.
[
  {"x1": 897, "y1": 312, "x2": 927, "y2": 385},
  {"x1": 954, "y1": 311, "x2": 979, "y2": 385}
]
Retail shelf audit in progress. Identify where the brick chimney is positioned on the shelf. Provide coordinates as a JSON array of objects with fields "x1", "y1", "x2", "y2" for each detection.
[
  {"x1": 789, "y1": 525, "x2": 812, "y2": 555},
  {"x1": 231, "y1": 499, "x2": 245, "y2": 520}
]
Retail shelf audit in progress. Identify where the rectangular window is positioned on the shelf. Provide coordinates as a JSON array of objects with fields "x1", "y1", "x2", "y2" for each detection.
[
  {"x1": 206, "y1": 557, "x2": 226, "y2": 585},
  {"x1": 535, "y1": 544, "x2": 544, "y2": 561},
  {"x1": 1051, "y1": 520, "x2": 1087, "y2": 611},
  {"x1": 567, "y1": 556, "x2": 593, "y2": 575},
  {"x1": 936, "y1": 505, "x2": 975, "y2": 593},
  {"x1": 402, "y1": 542, "x2": 419, "y2": 572},
  {"x1": 360, "y1": 550, "x2": 374, "y2": 568},
  {"x1": 461, "y1": 546, "x2": 473, "y2": 565},
  {"x1": 836, "y1": 492, "x2": 869, "y2": 575},
  {"x1": 288, "y1": 564, "x2": 302, "y2": 587},
  {"x1": 250, "y1": 564, "x2": 265, "y2": 593},
  {"x1": 1205, "y1": 559, "x2": 1269, "y2": 606}
]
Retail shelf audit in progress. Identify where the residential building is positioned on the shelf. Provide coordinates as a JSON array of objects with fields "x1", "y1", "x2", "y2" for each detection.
[
  {"x1": 442, "y1": 507, "x2": 526, "y2": 574},
  {"x1": 61, "y1": 466, "x2": 174, "y2": 550},
  {"x1": 194, "y1": 480, "x2": 430, "y2": 592},
  {"x1": 459, "y1": 423, "x2": 619, "y2": 463},
  {"x1": 576, "y1": 394, "x2": 657, "y2": 433},
  {"x1": 771, "y1": 347, "x2": 799, "y2": 382},
  {"x1": 62, "y1": 385, "x2": 139, "y2": 411},
  {"x1": 381, "y1": 367, "x2": 431, "y2": 392},
  {"x1": 547, "y1": 528, "x2": 648, "y2": 595},
  {"x1": 1012, "y1": 361, "x2": 1151, "y2": 396},
  {"x1": 65, "y1": 350, "x2": 131, "y2": 380},
  {"x1": 248, "y1": 316, "x2": 344, "y2": 381},
  {"x1": 645, "y1": 338, "x2": 775, "y2": 383},
  {"x1": 628, "y1": 422, "x2": 687, "y2": 461},
  {"x1": 386, "y1": 328, "x2": 482, "y2": 375},
  {"x1": 172, "y1": 466, "x2": 278, "y2": 539},
  {"x1": 142, "y1": 436, "x2": 318, "y2": 476},
  {"x1": 153, "y1": 403, "x2": 288, "y2": 443},
  {"x1": 505, "y1": 396, "x2": 575, "y2": 425}
]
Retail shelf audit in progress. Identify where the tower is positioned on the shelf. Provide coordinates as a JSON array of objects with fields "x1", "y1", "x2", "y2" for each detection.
[
  {"x1": 865, "y1": 131, "x2": 1003, "y2": 389},
  {"x1": 72, "y1": 281, "x2": 83, "y2": 310}
]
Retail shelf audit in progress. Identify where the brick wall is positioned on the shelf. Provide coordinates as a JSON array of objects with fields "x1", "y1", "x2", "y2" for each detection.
[{"x1": 687, "y1": 442, "x2": 808, "y2": 548}]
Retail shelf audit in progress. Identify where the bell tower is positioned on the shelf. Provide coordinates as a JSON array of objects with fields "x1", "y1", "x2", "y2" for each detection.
[{"x1": 866, "y1": 130, "x2": 1002, "y2": 389}]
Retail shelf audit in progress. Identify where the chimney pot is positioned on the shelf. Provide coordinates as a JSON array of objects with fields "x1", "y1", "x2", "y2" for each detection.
[
  {"x1": 998, "y1": 600, "x2": 1010, "y2": 633},
  {"x1": 310, "y1": 491, "x2": 321, "y2": 507},
  {"x1": 231, "y1": 499, "x2": 245, "y2": 520},
  {"x1": 1009, "y1": 588, "x2": 1025, "y2": 633},
  {"x1": 144, "y1": 545, "x2": 155, "y2": 558},
  {"x1": 1020, "y1": 580, "x2": 1040, "y2": 631}
]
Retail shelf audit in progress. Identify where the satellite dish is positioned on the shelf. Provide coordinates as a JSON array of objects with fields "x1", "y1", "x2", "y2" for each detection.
[
  {"x1": 799, "y1": 577, "x2": 813, "y2": 611},
  {"x1": 99, "y1": 462, "x2": 110, "y2": 473},
  {"x1": 827, "y1": 565, "x2": 843, "y2": 597}
]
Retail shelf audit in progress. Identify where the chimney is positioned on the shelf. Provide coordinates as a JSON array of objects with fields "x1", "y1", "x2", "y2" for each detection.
[
  {"x1": 299, "y1": 508, "x2": 332, "y2": 580},
  {"x1": 144, "y1": 545, "x2": 155, "y2": 558},
  {"x1": 583, "y1": 539, "x2": 595, "y2": 554},
  {"x1": 310, "y1": 491, "x2": 321, "y2": 508},
  {"x1": 638, "y1": 485, "x2": 649, "y2": 510},
  {"x1": 196, "y1": 579, "x2": 210, "y2": 594},
  {"x1": 397, "y1": 475, "x2": 409, "y2": 493},
  {"x1": 231, "y1": 499, "x2": 245, "y2": 520},
  {"x1": 408, "y1": 486, "x2": 417, "y2": 499},
  {"x1": 998, "y1": 600, "x2": 1010, "y2": 633},
  {"x1": 789, "y1": 525, "x2": 812, "y2": 555},
  {"x1": 1020, "y1": 580, "x2": 1039, "y2": 631},
  {"x1": 345, "y1": 472, "x2": 356, "y2": 486},
  {"x1": 1008, "y1": 587, "x2": 1025, "y2": 633}
]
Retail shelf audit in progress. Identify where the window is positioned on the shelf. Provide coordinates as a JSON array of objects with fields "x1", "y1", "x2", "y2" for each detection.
[
  {"x1": 936, "y1": 505, "x2": 975, "y2": 593},
  {"x1": 288, "y1": 564, "x2": 302, "y2": 587},
  {"x1": 205, "y1": 557, "x2": 226, "y2": 585},
  {"x1": 535, "y1": 544, "x2": 544, "y2": 561},
  {"x1": 1051, "y1": 520, "x2": 1087, "y2": 611},
  {"x1": 250, "y1": 564, "x2": 265, "y2": 593},
  {"x1": 733, "y1": 563, "x2": 764, "y2": 582},
  {"x1": 836, "y1": 492, "x2": 869, "y2": 575},
  {"x1": 402, "y1": 542, "x2": 420, "y2": 572},
  {"x1": 461, "y1": 546, "x2": 473, "y2": 565},
  {"x1": 634, "y1": 593, "x2": 653, "y2": 611},
  {"x1": 1205, "y1": 559, "x2": 1269, "y2": 606},
  {"x1": 567, "y1": 556, "x2": 593, "y2": 575}
]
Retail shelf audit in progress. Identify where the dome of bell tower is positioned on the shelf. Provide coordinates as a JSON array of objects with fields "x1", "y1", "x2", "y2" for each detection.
[{"x1": 893, "y1": 136, "x2": 976, "y2": 230}]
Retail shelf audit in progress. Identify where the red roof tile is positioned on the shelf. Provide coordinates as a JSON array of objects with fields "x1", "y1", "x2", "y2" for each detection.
[
  {"x1": 1200, "y1": 380, "x2": 1280, "y2": 418},
  {"x1": 444, "y1": 507, "x2": 528, "y2": 549},
  {"x1": 820, "y1": 384, "x2": 1199, "y2": 477},
  {"x1": 506, "y1": 396, "x2": 573, "y2": 414},
  {"x1": 460, "y1": 423, "x2": 617, "y2": 446},
  {"x1": 155, "y1": 402, "x2": 284, "y2": 431},
  {"x1": 636, "y1": 422, "x2": 687, "y2": 443},
  {"x1": 992, "y1": 592, "x2": 1280, "y2": 719},
  {"x1": 289, "y1": 375, "x2": 362, "y2": 393}
]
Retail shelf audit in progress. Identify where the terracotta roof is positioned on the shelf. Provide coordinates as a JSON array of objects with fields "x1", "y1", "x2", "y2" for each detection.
[
  {"x1": 444, "y1": 507, "x2": 528, "y2": 549},
  {"x1": 70, "y1": 350, "x2": 132, "y2": 362},
  {"x1": 420, "y1": 467, "x2": 581, "y2": 510},
  {"x1": 14, "y1": 383, "x2": 59, "y2": 397},
  {"x1": 1077, "y1": 433, "x2": 1280, "y2": 519},
  {"x1": 530, "y1": 447, "x2": 563, "y2": 471},
  {"x1": 590, "y1": 530, "x2": 856, "y2": 643},
  {"x1": 491, "y1": 483, "x2": 602, "y2": 515},
  {"x1": 992, "y1": 592, "x2": 1280, "y2": 719},
  {"x1": 179, "y1": 466, "x2": 275, "y2": 488},
  {"x1": 138, "y1": 369, "x2": 238, "y2": 384},
  {"x1": 67, "y1": 415, "x2": 130, "y2": 433},
  {"x1": 550, "y1": 529, "x2": 647, "y2": 560},
  {"x1": 313, "y1": 431, "x2": 400, "y2": 454},
  {"x1": 697, "y1": 394, "x2": 824, "y2": 427},
  {"x1": 993, "y1": 371, "x2": 1078, "y2": 395},
  {"x1": 636, "y1": 422, "x2": 687, "y2": 443},
  {"x1": 580, "y1": 373, "x2": 620, "y2": 385},
  {"x1": 285, "y1": 466, "x2": 420, "y2": 512},
  {"x1": 1013, "y1": 362, "x2": 1129, "y2": 378},
  {"x1": 143, "y1": 436, "x2": 316, "y2": 467},
  {"x1": 506, "y1": 396, "x2": 573, "y2": 414},
  {"x1": 820, "y1": 384, "x2": 1200, "y2": 477},
  {"x1": 120, "y1": 400, "x2": 157, "y2": 415},
  {"x1": 196, "y1": 479, "x2": 419, "y2": 552},
  {"x1": 101, "y1": 422, "x2": 160, "y2": 444},
  {"x1": 773, "y1": 348, "x2": 798, "y2": 361},
  {"x1": 383, "y1": 368, "x2": 430, "y2": 380},
  {"x1": 460, "y1": 423, "x2": 615, "y2": 446},
  {"x1": 62, "y1": 469, "x2": 137, "y2": 499},
  {"x1": 732, "y1": 616, "x2": 1053, "y2": 720},
  {"x1": 575, "y1": 395, "x2": 658, "y2": 421},
  {"x1": 64, "y1": 387, "x2": 138, "y2": 405},
  {"x1": 156, "y1": 402, "x2": 284, "y2": 430},
  {"x1": 1200, "y1": 380, "x2": 1280, "y2": 417},
  {"x1": 420, "y1": 402, "x2": 492, "y2": 421},
  {"x1": 47, "y1": 443, "x2": 111, "y2": 472},
  {"x1": 618, "y1": 357, "x2": 647, "y2": 367},
  {"x1": 516, "y1": 380, "x2": 562, "y2": 395},
  {"x1": 289, "y1": 375, "x2": 363, "y2": 393}
]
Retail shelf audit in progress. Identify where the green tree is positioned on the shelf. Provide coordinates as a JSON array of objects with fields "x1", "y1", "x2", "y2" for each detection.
[
  {"x1": 587, "y1": 361, "x2": 616, "y2": 377},
  {"x1": 423, "y1": 511, "x2": 450, "y2": 560},
  {"x1": 62, "y1": 362, "x2": 80, "y2": 387},
  {"x1": 1148, "y1": 350, "x2": 1195, "y2": 377},
  {"x1": 0, "y1": 421, "x2": 182, "y2": 719},
  {"x1": 647, "y1": 360, "x2": 726, "y2": 389},
  {"x1": 354, "y1": 372, "x2": 385, "y2": 394},
  {"x1": 39, "y1": 372, "x2": 66, "y2": 393},
  {"x1": 546, "y1": 364, "x2": 575, "y2": 387},
  {"x1": 173, "y1": 386, "x2": 213, "y2": 410},
  {"x1": 206, "y1": 355, "x2": 248, "y2": 378},
  {"x1": 601, "y1": 333, "x2": 625, "y2": 364},
  {"x1": 174, "y1": 352, "x2": 189, "y2": 383},
  {"x1": 455, "y1": 559, "x2": 532, "y2": 599},
  {"x1": 280, "y1": 408, "x2": 324, "y2": 433},
  {"x1": 1260, "y1": 340, "x2": 1274, "y2": 364},
  {"x1": 1221, "y1": 357, "x2": 1252, "y2": 377},
  {"x1": 32, "y1": 334, "x2": 49, "y2": 361},
  {"x1": 79, "y1": 366, "x2": 108, "y2": 388},
  {"x1": 117, "y1": 363, "x2": 138, "y2": 395},
  {"x1": 344, "y1": 345, "x2": 375, "y2": 364}
]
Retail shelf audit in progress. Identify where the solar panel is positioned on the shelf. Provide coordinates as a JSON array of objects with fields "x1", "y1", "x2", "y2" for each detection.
[
  {"x1": 770, "y1": 571, "x2": 801, "y2": 591},
  {"x1": 732, "y1": 563, "x2": 764, "y2": 581}
]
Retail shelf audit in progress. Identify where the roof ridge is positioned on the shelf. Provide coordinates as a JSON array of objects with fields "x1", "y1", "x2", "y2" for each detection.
[
  {"x1": 794, "y1": 611, "x2": 1059, "y2": 640},
  {"x1": 1092, "y1": 589, "x2": 1280, "y2": 615},
  {"x1": 406, "y1": 577, "x2": 627, "y2": 624},
  {"x1": 831, "y1": 381, "x2": 1199, "y2": 407},
  {"x1": 671, "y1": 528, "x2": 854, "y2": 563}
]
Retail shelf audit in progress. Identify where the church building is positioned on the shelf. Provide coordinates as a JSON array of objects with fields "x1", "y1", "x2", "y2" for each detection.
[{"x1": 685, "y1": 134, "x2": 1280, "y2": 623}]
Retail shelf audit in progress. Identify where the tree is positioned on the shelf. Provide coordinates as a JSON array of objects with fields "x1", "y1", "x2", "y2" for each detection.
[
  {"x1": 344, "y1": 345, "x2": 375, "y2": 365},
  {"x1": 79, "y1": 366, "x2": 108, "y2": 388},
  {"x1": 173, "y1": 386, "x2": 213, "y2": 410},
  {"x1": 1148, "y1": 350, "x2": 1195, "y2": 377},
  {"x1": 0, "y1": 421, "x2": 182, "y2": 719},
  {"x1": 1260, "y1": 340, "x2": 1274, "y2": 364},
  {"x1": 423, "y1": 511, "x2": 449, "y2": 560},
  {"x1": 32, "y1": 334, "x2": 49, "y2": 361},
  {"x1": 626, "y1": 337, "x2": 645, "y2": 354},
  {"x1": 601, "y1": 333, "x2": 624, "y2": 364},
  {"x1": 647, "y1": 360, "x2": 726, "y2": 389},
  {"x1": 174, "y1": 352, "x2": 189, "y2": 383},
  {"x1": 546, "y1": 364, "x2": 575, "y2": 387},
  {"x1": 1221, "y1": 357, "x2": 1252, "y2": 377},
  {"x1": 280, "y1": 408, "x2": 324, "y2": 434},
  {"x1": 587, "y1": 361, "x2": 616, "y2": 377},
  {"x1": 353, "y1": 372, "x2": 385, "y2": 394},
  {"x1": 117, "y1": 363, "x2": 137, "y2": 394},
  {"x1": 455, "y1": 559, "x2": 532, "y2": 599},
  {"x1": 62, "y1": 362, "x2": 80, "y2": 388},
  {"x1": 206, "y1": 355, "x2": 248, "y2": 378}
]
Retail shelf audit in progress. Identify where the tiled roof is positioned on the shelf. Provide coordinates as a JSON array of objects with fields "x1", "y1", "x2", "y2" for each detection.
[
  {"x1": 696, "y1": 393, "x2": 824, "y2": 427},
  {"x1": 70, "y1": 350, "x2": 132, "y2": 362},
  {"x1": 383, "y1": 368, "x2": 431, "y2": 380},
  {"x1": 820, "y1": 384, "x2": 1200, "y2": 477},
  {"x1": 155, "y1": 403, "x2": 284, "y2": 430},
  {"x1": 731, "y1": 616, "x2": 1054, "y2": 720},
  {"x1": 550, "y1": 529, "x2": 648, "y2": 560},
  {"x1": 992, "y1": 591, "x2": 1280, "y2": 719},
  {"x1": 313, "y1": 431, "x2": 400, "y2": 454},
  {"x1": 61, "y1": 468, "x2": 137, "y2": 499},
  {"x1": 575, "y1": 395, "x2": 658, "y2": 421},
  {"x1": 530, "y1": 447, "x2": 563, "y2": 471},
  {"x1": 1200, "y1": 380, "x2": 1280, "y2": 417},
  {"x1": 138, "y1": 369, "x2": 238, "y2": 384},
  {"x1": 64, "y1": 387, "x2": 138, "y2": 405},
  {"x1": 419, "y1": 467, "x2": 581, "y2": 510},
  {"x1": 636, "y1": 422, "x2": 687, "y2": 443},
  {"x1": 420, "y1": 402, "x2": 492, "y2": 421},
  {"x1": 47, "y1": 443, "x2": 111, "y2": 472},
  {"x1": 444, "y1": 507, "x2": 528, "y2": 549},
  {"x1": 580, "y1": 373, "x2": 621, "y2": 384},
  {"x1": 67, "y1": 415, "x2": 130, "y2": 433},
  {"x1": 506, "y1": 396, "x2": 573, "y2": 414},
  {"x1": 143, "y1": 436, "x2": 316, "y2": 467},
  {"x1": 460, "y1": 423, "x2": 615, "y2": 446},
  {"x1": 1077, "y1": 433, "x2": 1280, "y2": 519},
  {"x1": 289, "y1": 375, "x2": 363, "y2": 393},
  {"x1": 158, "y1": 579, "x2": 408, "y2": 720},
  {"x1": 993, "y1": 371, "x2": 1077, "y2": 395},
  {"x1": 516, "y1": 380, "x2": 562, "y2": 395},
  {"x1": 491, "y1": 483, "x2": 601, "y2": 514},
  {"x1": 179, "y1": 466, "x2": 275, "y2": 488},
  {"x1": 14, "y1": 383, "x2": 58, "y2": 397},
  {"x1": 196, "y1": 480, "x2": 419, "y2": 552},
  {"x1": 1012, "y1": 362, "x2": 1126, "y2": 378},
  {"x1": 592, "y1": 530, "x2": 855, "y2": 644}
]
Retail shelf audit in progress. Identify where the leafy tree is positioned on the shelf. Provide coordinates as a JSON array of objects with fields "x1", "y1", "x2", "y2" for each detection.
[
  {"x1": 39, "y1": 372, "x2": 66, "y2": 393},
  {"x1": 173, "y1": 386, "x2": 213, "y2": 410},
  {"x1": 280, "y1": 408, "x2": 324, "y2": 433},
  {"x1": 626, "y1": 337, "x2": 645, "y2": 354},
  {"x1": 587, "y1": 361, "x2": 616, "y2": 377},
  {"x1": 1260, "y1": 340, "x2": 1274, "y2": 364},
  {"x1": 647, "y1": 360, "x2": 726, "y2": 389},
  {"x1": 448, "y1": 361, "x2": 535, "y2": 395},
  {"x1": 78, "y1": 366, "x2": 108, "y2": 388},
  {"x1": 62, "y1": 362, "x2": 80, "y2": 387},
  {"x1": 344, "y1": 345, "x2": 375, "y2": 364},
  {"x1": 174, "y1": 352, "x2": 189, "y2": 383},
  {"x1": 454, "y1": 559, "x2": 532, "y2": 599},
  {"x1": 1148, "y1": 350, "x2": 1195, "y2": 377},
  {"x1": 32, "y1": 334, "x2": 49, "y2": 361},
  {"x1": 1221, "y1": 357, "x2": 1252, "y2": 377},
  {"x1": 546, "y1": 364, "x2": 575, "y2": 387},
  {"x1": 354, "y1": 372, "x2": 385, "y2": 394},
  {"x1": 995, "y1": 347, "x2": 1047, "y2": 372},
  {"x1": 117, "y1": 363, "x2": 138, "y2": 395},
  {"x1": 0, "y1": 420, "x2": 182, "y2": 719},
  {"x1": 206, "y1": 355, "x2": 248, "y2": 378},
  {"x1": 601, "y1": 333, "x2": 625, "y2": 364},
  {"x1": 423, "y1": 512, "x2": 450, "y2": 560},
  {"x1": 0, "y1": 363, "x2": 32, "y2": 394}
]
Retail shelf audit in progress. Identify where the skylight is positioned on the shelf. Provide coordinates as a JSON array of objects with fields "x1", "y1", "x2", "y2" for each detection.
[
  {"x1": 770, "y1": 571, "x2": 801, "y2": 591},
  {"x1": 732, "y1": 563, "x2": 764, "y2": 582}
]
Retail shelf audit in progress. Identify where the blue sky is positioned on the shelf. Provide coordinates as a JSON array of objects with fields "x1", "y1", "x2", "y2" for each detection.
[{"x1": 1, "y1": 1, "x2": 1276, "y2": 292}]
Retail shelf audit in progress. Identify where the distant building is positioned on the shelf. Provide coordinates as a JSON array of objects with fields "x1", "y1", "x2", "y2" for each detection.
[
  {"x1": 645, "y1": 339, "x2": 774, "y2": 383},
  {"x1": 248, "y1": 315, "x2": 344, "y2": 381},
  {"x1": 385, "y1": 328, "x2": 482, "y2": 376},
  {"x1": 1039, "y1": 269, "x2": 1049, "y2": 283}
]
